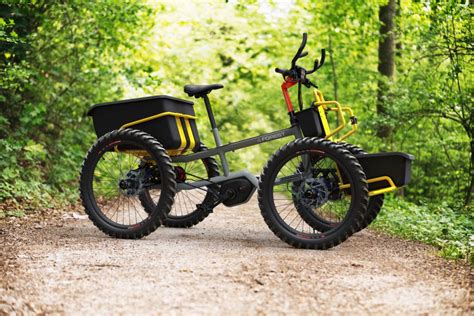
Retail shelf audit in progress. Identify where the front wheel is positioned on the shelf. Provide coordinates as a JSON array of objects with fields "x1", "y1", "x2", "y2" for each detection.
[
  {"x1": 258, "y1": 138, "x2": 369, "y2": 249},
  {"x1": 294, "y1": 142, "x2": 384, "y2": 233}
]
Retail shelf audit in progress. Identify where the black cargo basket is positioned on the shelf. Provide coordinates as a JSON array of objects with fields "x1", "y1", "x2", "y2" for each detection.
[
  {"x1": 356, "y1": 152, "x2": 414, "y2": 195},
  {"x1": 295, "y1": 107, "x2": 326, "y2": 138},
  {"x1": 87, "y1": 95, "x2": 199, "y2": 155}
]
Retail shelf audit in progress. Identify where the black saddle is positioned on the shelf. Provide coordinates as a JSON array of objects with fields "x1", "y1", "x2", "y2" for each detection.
[{"x1": 184, "y1": 84, "x2": 224, "y2": 98}]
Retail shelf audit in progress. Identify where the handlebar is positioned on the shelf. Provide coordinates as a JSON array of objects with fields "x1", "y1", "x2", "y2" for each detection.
[
  {"x1": 291, "y1": 33, "x2": 307, "y2": 68},
  {"x1": 306, "y1": 49, "x2": 325, "y2": 74},
  {"x1": 275, "y1": 67, "x2": 290, "y2": 76},
  {"x1": 274, "y1": 33, "x2": 326, "y2": 80}
]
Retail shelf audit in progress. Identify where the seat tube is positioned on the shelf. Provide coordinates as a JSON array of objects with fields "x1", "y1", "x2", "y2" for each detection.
[{"x1": 203, "y1": 95, "x2": 230, "y2": 176}]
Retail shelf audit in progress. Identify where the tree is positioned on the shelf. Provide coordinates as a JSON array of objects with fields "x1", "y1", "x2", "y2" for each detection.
[
  {"x1": 421, "y1": 2, "x2": 473, "y2": 206},
  {"x1": 0, "y1": 1, "x2": 154, "y2": 206},
  {"x1": 376, "y1": 0, "x2": 396, "y2": 139}
]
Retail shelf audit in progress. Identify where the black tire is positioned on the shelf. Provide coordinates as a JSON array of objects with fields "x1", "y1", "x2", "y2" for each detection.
[
  {"x1": 139, "y1": 144, "x2": 220, "y2": 228},
  {"x1": 337, "y1": 143, "x2": 384, "y2": 232},
  {"x1": 294, "y1": 142, "x2": 384, "y2": 232},
  {"x1": 80, "y1": 128, "x2": 176, "y2": 239},
  {"x1": 258, "y1": 138, "x2": 369, "y2": 249}
]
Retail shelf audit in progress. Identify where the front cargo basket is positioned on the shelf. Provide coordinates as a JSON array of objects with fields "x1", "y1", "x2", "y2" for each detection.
[
  {"x1": 295, "y1": 107, "x2": 326, "y2": 138},
  {"x1": 340, "y1": 152, "x2": 414, "y2": 196},
  {"x1": 88, "y1": 95, "x2": 200, "y2": 155}
]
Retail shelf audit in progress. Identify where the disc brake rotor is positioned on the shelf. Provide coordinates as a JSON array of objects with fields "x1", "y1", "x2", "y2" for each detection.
[
  {"x1": 119, "y1": 167, "x2": 147, "y2": 196},
  {"x1": 293, "y1": 177, "x2": 330, "y2": 209}
]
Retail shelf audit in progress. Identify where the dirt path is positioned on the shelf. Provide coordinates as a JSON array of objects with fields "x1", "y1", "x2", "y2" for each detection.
[{"x1": 1, "y1": 196, "x2": 472, "y2": 315}]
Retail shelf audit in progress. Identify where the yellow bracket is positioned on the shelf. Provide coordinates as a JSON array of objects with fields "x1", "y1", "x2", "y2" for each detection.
[
  {"x1": 330, "y1": 107, "x2": 358, "y2": 141},
  {"x1": 312, "y1": 90, "x2": 396, "y2": 196},
  {"x1": 120, "y1": 111, "x2": 196, "y2": 129},
  {"x1": 113, "y1": 111, "x2": 197, "y2": 156},
  {"x1": 339, "y1": 176, "x2": 398, "y2": 196},
  {"x1": 312, "y1": 89, "x2": 358, "y2": 142}
]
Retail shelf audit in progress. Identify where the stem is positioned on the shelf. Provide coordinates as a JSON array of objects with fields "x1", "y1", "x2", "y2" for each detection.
[{"x1": 433, "y1": 119, "x2": 461, "y2": 193}]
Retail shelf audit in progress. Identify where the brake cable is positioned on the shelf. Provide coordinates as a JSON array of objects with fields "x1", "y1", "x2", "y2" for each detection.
[{"x1": 298, "y1": 81, "x2": 303, "y2": 111}]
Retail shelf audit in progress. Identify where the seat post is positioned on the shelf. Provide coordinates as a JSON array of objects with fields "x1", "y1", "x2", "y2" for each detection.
[{"x1": 202, "y1": 95, "x2": 230, "y2": 176}]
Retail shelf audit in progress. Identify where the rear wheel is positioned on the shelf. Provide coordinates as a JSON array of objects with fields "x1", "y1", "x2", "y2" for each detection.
[
  {"x1": 139, "y1": 144, "x2": 220, "y2": 228},
  {"x1": 258, "y1": 138, "x2": 369, "y2": 249},
  {"x1": 337, "y1": 143, "x2": 384, "y2": 232},
  {"x1": 294, "y1": 142, "x2": 384, "y2": 232},
  {"x1": 79, "y1": 129, "x2": 176, "y2": 239}
]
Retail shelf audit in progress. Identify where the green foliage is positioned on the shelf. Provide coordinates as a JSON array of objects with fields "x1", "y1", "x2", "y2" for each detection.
[
  {"x1": 372, "y1": 196, "x2": 473, "y2": 264},
  {"x1": 0, "y1": 1, "x2": 154, "y2": 206},
  {"x1": 0, "y1": 210, "x2": 25, "y2": 219}
]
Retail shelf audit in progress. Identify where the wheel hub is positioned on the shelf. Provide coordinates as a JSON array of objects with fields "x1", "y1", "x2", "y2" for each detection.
[
  {"x1": 119, "y1": 168, "x2": 146, "y2": 196},
  {"x1": 296, "y1": 177, "x2": 330, "y2": 208}
]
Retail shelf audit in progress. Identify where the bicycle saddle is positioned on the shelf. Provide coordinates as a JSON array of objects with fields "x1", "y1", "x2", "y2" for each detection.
[{"x1": 184, "y1": 84, "x2": 224, "y2": 98}]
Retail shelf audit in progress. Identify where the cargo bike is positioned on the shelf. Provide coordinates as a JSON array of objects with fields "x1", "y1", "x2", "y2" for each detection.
[{"x1": 80, "y1": 34, "x2": 413, "y2": 249}]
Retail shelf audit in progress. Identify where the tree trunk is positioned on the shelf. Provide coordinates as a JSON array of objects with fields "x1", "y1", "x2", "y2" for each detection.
[
  {"x1": 465, "y1": 138, "x2": 474, "y2": 207},
  {"x1": 376, "y1": 0, "x2": 396, "y2": 139},
  {"x1": 395, "y1": 0, "x2": 402, "y2": 58}
]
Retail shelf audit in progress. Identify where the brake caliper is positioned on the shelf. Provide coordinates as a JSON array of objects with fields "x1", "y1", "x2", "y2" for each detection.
[{"x1": 174, "y1": 166, "x2": 186, "y2": 183}]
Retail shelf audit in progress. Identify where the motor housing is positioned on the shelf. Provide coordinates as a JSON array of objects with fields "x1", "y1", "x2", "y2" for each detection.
[{"x1": 219, "y1": 177, "x2": 257, "y2": 207}]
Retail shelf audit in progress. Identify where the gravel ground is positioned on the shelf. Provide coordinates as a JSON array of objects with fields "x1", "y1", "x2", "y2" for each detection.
[{"x1": 1, "y1": 195, "x2": 472, "y2": 315}]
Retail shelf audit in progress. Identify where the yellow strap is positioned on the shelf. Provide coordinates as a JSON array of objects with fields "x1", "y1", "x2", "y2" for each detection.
[
  {"x1": 184, "y1": 118, "x2": 196, "y2": 150},
  {"x1": 313, "y1": 89, "x2": 332, "y2": 138},
  {"x1": 118, "y1": 111, "x2": 195, "y2": 156},
  {"x1": 318, "y1": 104, "x2": 332, "y2": 138},
  {"x1": 175, "y1": 117, "x2": 187, "y2": 152}
]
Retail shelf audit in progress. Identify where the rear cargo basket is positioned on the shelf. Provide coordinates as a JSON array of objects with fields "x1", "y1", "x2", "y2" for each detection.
[{"x1": 88, "y1": 95, "x2": 199, "y2": 155}]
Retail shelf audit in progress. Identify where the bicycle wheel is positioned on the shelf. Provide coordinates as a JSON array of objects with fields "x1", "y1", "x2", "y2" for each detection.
[
  {"x1": 80, "y1": 129, "x2": 176, "y2": 239},
  {"x1": 258, "y1": 138, "x2": 368, "y2": 249},
  {"x1": 139, "y1": 144, "x2": 220, "y2": 228},
  {"x1": 337, "y1": 143, "x2": 384, "y2": 232},
  {"x1": 293, "y1": 142, "x2": 384, "y2": 232}
]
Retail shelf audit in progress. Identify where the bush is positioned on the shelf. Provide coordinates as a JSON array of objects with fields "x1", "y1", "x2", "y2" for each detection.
[{"x1": 371, "y1": 195, "x2": 473, "y2": 264}]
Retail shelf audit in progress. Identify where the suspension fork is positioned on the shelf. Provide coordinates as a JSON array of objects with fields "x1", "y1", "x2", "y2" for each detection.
[{"x1": 282, "y1": 77, "x2": 315, "y2": 175}]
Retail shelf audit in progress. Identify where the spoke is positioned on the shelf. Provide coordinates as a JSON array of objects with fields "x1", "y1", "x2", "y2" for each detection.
[
  {"x1": 274, "y1": 201, "x2": 294, "y2": 208},
  {"x1": 184, "y1": 191, "x2": 197, "y2": 210},
  {"x1": 135, "y1": 199, "x2": 145, "y2": 222},
  {"x1": 180, "y1": 192, "x2": 190, "y2": 213},
  {"x1": 282, "y1": 207, "x2": 296, "y2": 221},
  {"x1": 110, "y1": 191, "x2": 122, "y2": 222},
  {"x1": 128, "y1": 195, "x2": 132, "y2": 225},
  {"x1": 287, "y1": 212, "x2": 301, "y2": 227}
]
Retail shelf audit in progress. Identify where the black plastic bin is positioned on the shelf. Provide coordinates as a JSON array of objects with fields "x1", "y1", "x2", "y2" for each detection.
[
  {"x1": 295, "y1": 107, "x2": 326, "y2": 138},
  {"x1": 356, "y1": 152, "x2": 414, "y2": 191},
  {"x1": 88, "y1": 95, "x2": 199, "y2": 153}
]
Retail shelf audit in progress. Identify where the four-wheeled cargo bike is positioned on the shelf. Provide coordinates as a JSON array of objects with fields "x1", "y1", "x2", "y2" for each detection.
[{"x1": 80, "y1": 33, "x2": 413, "y2": 249}]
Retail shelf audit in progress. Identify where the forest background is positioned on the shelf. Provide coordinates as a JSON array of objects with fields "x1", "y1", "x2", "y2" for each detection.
[{"x1": 0, "y1": 0, "x2": 472, "y2": 262}]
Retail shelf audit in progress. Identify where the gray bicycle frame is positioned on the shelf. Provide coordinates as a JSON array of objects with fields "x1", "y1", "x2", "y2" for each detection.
[{"x1": 169, "y1": 94, "x2": 304, "y2": 191}]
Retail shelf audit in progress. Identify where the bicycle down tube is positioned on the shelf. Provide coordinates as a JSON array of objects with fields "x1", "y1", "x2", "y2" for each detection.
[{"x1": 171, "y1": 126, "x2": 302, "y2": 164}]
